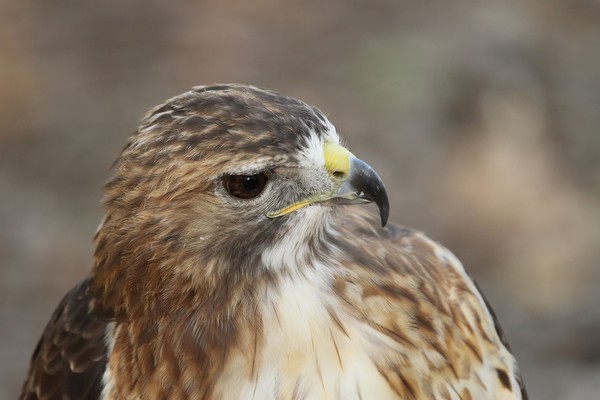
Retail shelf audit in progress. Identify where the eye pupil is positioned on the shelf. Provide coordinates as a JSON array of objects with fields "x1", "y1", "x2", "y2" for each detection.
[{"x1": 225, "y1": 173, "x2": 268, "y2": 199}]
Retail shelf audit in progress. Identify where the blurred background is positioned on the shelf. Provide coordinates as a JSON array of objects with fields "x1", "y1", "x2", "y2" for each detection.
[{"x1": 1, "y1": 0, "x2": 599, "y2": 398}]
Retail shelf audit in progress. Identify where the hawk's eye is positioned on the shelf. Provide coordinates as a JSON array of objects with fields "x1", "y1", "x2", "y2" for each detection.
[{"x1": 225, "y1": 173, "x2": 269, "y2": 199}]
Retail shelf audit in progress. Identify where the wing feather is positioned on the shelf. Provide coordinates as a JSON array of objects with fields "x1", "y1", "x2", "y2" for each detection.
[
  {"x1": 474, "y1": 281, "x2": 529, "y2": 400},
  {"x1": 331, "y1": 208, "x2": 528, "y2": 399},
  {"x1": 20, "y1": 279, "x2": 108, "y2": 400}
]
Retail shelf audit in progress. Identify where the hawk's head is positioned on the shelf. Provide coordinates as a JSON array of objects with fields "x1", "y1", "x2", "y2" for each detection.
[{"x1": 92, "y1": 84, "x2": 388, "y2": 317}]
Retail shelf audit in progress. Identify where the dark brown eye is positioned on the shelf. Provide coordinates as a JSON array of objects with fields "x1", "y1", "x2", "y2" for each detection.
[{"x1": 225, "y1": 173, "x2": 269, "y2": 199}]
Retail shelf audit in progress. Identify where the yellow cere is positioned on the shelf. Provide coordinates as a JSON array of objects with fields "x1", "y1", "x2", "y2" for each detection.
[
  {"x1": 323, "y1": 142, "x2": 353, "y2": 179},
  {"x1": 267, "y1": 143, "x2": 354, "y2": 219}
]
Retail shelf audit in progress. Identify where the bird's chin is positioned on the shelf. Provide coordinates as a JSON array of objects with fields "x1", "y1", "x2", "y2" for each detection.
[
  {"x1": 267, "y1": 202, "x2": 332, "y2": 233},
  {"x1": 260, "y1": 205, "x2": 331, "y2": 271}
]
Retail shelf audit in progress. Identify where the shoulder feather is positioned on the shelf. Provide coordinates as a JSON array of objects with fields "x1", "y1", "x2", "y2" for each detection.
[{"x1": 20, "y1": 279, "x2": 108, "y2": 400}]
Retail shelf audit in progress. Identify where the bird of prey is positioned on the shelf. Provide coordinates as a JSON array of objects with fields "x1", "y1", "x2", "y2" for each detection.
[{"x1": 21, "y1": 84, "x2": 526, "y2": 400}]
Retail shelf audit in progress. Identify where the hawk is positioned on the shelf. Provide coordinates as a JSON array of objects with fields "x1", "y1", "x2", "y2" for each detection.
[{"x1": 21, "y1": 84, "x2": 527, "y2": 400}]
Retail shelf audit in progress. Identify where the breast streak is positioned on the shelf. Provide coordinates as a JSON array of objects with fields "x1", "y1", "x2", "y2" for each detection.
[
  {"x1": 212, "y1": 252, "x2": 520, "y2": 400},
  {"x1": 213, "y1": 269, "x2": 399, "y2": 400}
]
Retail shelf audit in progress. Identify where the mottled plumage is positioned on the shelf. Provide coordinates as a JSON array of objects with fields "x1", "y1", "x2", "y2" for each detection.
[{"x1": 21, "y1": 84, "x2": 526, "y2": 400}]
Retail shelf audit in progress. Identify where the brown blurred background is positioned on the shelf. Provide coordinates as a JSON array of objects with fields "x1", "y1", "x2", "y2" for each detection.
[{"x1": 1, "y1": 0, "x2": 599, "y2": 398}]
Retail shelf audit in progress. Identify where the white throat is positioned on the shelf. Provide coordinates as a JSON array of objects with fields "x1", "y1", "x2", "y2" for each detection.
[{"x1": 260, "y1": 206, "x2": 330, "y2": 271}]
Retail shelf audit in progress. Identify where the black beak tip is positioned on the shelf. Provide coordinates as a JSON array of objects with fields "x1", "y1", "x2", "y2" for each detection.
[
  {"x1": 347, "y1": 157, "x2": 390, "y2": 228},
  {"x1": 363, "y1": 176, "x2": 389, "y2": 228},
  {"x1": 379, "y1": 199, "x2": 389, "y2": 228},
  {"x1": 374, "y1": 187, "x2": 389, "y2": 227}
]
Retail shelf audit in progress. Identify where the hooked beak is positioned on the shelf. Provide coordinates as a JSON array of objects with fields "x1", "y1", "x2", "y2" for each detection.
[{"x1": 267, "y1": 142, "x2": 389, "y2": 227}]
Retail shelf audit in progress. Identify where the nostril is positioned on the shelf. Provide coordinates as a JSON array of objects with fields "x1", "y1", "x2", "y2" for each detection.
[{"x1": 332, "y1": 170, "x2": 347, "y2": 179}]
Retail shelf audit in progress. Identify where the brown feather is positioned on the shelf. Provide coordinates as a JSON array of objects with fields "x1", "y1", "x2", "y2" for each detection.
[
  {"x1": 20, "y1": 279, "x2": 107, "y2": 400},
  {"x1": 22, "y1": 84, "x2": 526, "y2": 399}
]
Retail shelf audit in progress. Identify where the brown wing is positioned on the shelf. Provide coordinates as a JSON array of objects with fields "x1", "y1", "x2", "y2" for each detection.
[
  {"x1": 20, "y1": 279, "x2": 108, "y2": 400},
  {"x1": 474, "y1": 281, "x2": 529, "y2": 400},
  {"x1": 330, "y1": 209, "x2": 527, "y2": 399},
  {"x1": 388, "y1": 220, "x2": 529, "y2": 399},
  {"x1": 388, "y1": 220, "x2": 530, "y2": 398}
]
